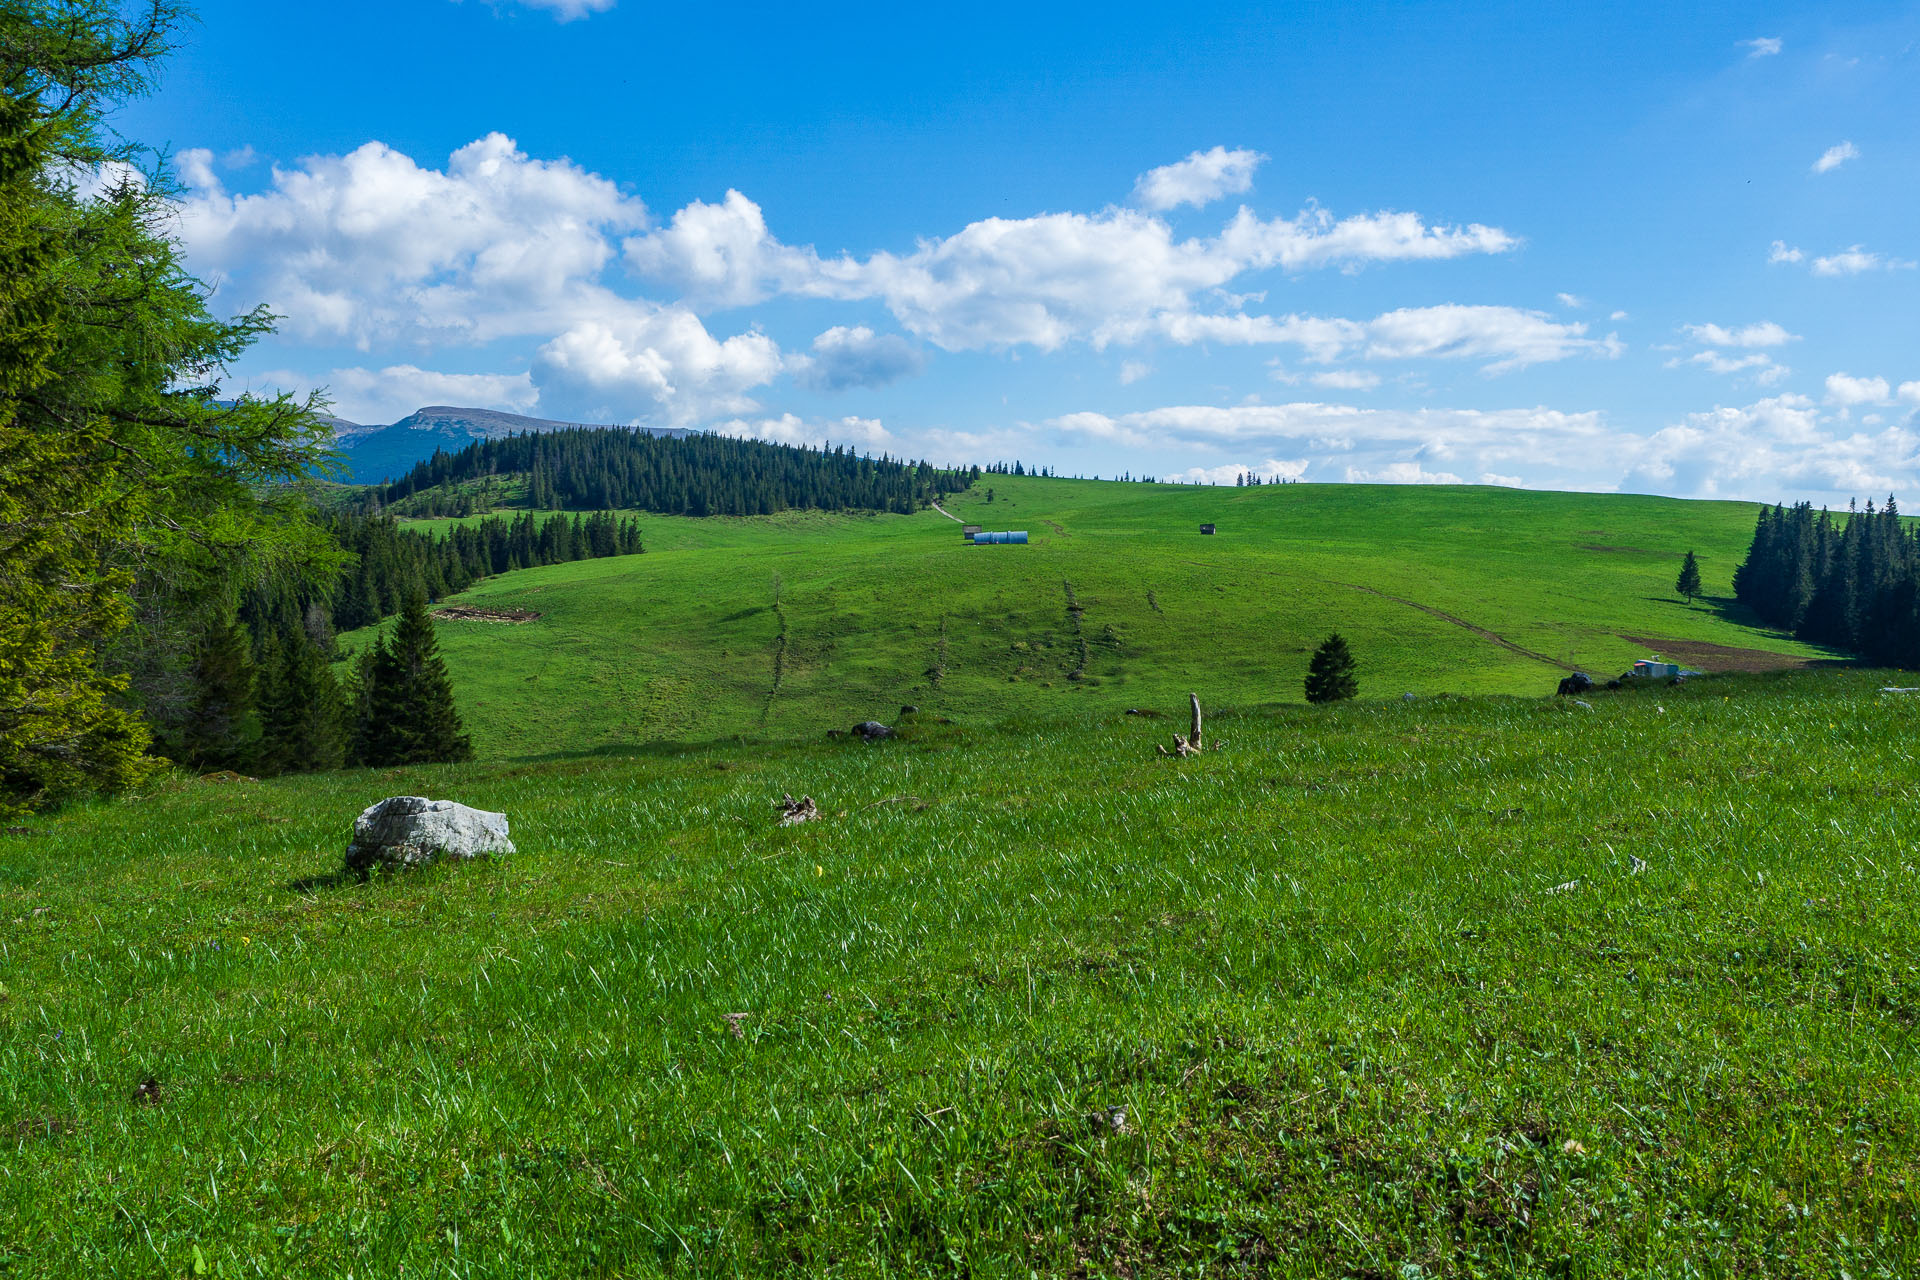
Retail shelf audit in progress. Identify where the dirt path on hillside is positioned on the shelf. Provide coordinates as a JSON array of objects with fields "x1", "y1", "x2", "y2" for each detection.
[
  {"x1": 1181, "y1": 558, "x2": 1572, "y2": 672},
  {"x1": 1335, "y1": 582, "x2": 1574, "y2": 671},
  {"x1": 930, "y1": 501, "x2": 963, "y2": 523}
]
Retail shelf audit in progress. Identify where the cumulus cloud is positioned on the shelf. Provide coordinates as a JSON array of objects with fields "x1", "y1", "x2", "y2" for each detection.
[
  {"x1": 1825, "y1": 372, "x2": 1892, "y2": 406},
  {"x1": 1672, "y1": 351, "x2": 1791, "y2": 386},
  {"x1": 1119, "y1": 360, "x2": 1152, "y2": 385},
  {"x1": 1132, "y1": 146, "x2": 1266, "y2": 212},
  {"x1": 1310, "y1": 370, "x2": 1381, "y2": 390},
  {"x1": 710, "y1": 412, "x2": 895, "y2": 451},
  {"x1": 791, "y1": 325, "x2": 926, "y2": 392},
  {"x1": 1151, "y1": 305, "x2": 1615, "y2": 372},
  {"x1": 1049, "y1": 389, "x2": 1920, "y2": 503},
  {"x1": 1346, "y1": 461, "x2": 1466, "y2": 484},
  {"x1": 1556, "y1": 292, "x2": 1588, "y2": 309},
  {"x1": 248, "y1": 364, "x2": 539, "y2": 425},
  {"x1": 1624, "y1": 394, "x2": 1920, "y2": 499},
  {"x1": 1170, "y1": 458, "x2": 1309, "y2": 485},
  {"x1": 1813, "y1": 141, "x2": 1860, "y2": 174},
  {"x1": 1682, "y1": 321, "x2": 1797, "y2": 348},
  {"x1": 624, "y1": 189, "x2": 822, "y2": 308},
  {"x1": 178, "y1": 133, "x2": 793, "y2": 423},
  {"x1": 1811, "y1": 245, "x2": 1916, "y2": 276},
  {"x1": 624, "y1": 188, "x2": 1515, "y2": 352},
  {"x1": 531, "y1": 304, "x2": 783, "y2": 422},
  {"x1": 1741, "y1": 36, "x2": 1783, "y2": 57},
  {"x1": 1901, "y1": 381, "x2": 1920, "y2": 406},
  {"x1": 1768, "y1": 241, "x2": 1804, "y2": 265}
]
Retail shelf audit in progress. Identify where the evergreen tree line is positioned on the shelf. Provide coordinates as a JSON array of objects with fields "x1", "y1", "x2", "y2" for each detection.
[
  {"x1": 374, "y1": 429, "x2": 975, "y2": 517},
  {"x1": 179, "y1": 507, "x2": 644, "y2": 775},
  {"x1": 1732, "y1": 498, "x2": 1920, "y2": 665},
  {"x1": 178, "y1": 588, "x2": 471, "y2": 778},
  {"x1": 324, "y1": 509, "x2": 644, "y2": 634}
]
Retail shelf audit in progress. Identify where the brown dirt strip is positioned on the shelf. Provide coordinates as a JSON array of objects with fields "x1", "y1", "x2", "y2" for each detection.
[
  {"x1": 432, "y1": 606, "x2": 541, "y2": 623},
  {"x1": 1619, "y1": 635, "x2": 1822, "y2": 674}
]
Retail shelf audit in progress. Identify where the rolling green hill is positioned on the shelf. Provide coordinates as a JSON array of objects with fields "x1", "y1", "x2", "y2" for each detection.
[
  {"x1": 365, "y1": 477, "x2": 1830, "y2": 760},
  {"x1": 7, "y1": 671, "x2": 1919, "y2": 1274}
]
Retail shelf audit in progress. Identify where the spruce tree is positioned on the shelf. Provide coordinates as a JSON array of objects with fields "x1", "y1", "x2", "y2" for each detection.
[
  {"x1": 1675, "y1": 550, "x2": 1703, "y2": 602},
  {"x1": 180, "y1": 608, "x2": 255, "y2": 771},
  {"x1": 358, "y1": 591, "x2": 472, "y2": 766},
  {"x1": 257, "y1": 627, "x2": 346, "y2": 774},
  {"x1": 1304, "y1": 633, "x2": 1359, "y2": 705}
]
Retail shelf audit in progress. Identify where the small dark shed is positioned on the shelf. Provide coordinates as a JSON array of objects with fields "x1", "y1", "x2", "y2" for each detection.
[
  {"x1": 963, "y1": 525, "x2": 982, "y2": 542},
  {"x1": 1199, "y1": 524, "x2": 1216, "y2": 535}
]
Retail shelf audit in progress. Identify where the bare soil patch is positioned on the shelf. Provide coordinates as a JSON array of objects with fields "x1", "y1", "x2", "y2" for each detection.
[
  {"x1": 1620, "y1": 635, "x2": 1822, "y2": 674},
  {"x1": 432, "y1": 606, "x2": 542, "y2": 624}
]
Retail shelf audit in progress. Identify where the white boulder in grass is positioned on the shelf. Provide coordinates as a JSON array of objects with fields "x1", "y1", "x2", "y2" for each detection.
[{"x1": 345, "y1": 796, "x2": 514, "y2": 872}]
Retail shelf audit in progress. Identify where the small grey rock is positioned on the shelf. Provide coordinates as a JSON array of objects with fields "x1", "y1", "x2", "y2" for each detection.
[
  {"x1": 852, "y1": 721, "x2": 893, "y2": 741},
  {"x1": 345, "y1": 796, "x2": 514, "y2": 872}
]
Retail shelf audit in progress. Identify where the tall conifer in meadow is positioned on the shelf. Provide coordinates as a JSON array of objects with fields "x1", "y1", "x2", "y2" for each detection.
[
  {"x1": 179, "y1": 607, "x2": 254, "y2": 770},
  {"x1": 1675, "y1": 551, "x2": 1702, "y2": 602}
]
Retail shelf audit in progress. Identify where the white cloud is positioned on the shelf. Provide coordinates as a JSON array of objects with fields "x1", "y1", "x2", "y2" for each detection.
[
  {"x1": 1170, "y1": 458, "x2": 1308, "y2": 485},
  {"x1": 1609, "y1": 309, "x2": 1629, "y2": 321},
  {"x1": 1480, "y1": 472, "x2": 1524, "y2": 487},
  {"x1": 1152, "y1": 304, "x2": 1615, "y2": 373},
  {"x1": 624, "y1": 188, "x2": 1516, "y2": 352},
  {"x1": 179, "y1": 133, "x2": 651, "y2": 346},
  {"x1": 1346, "y1": 462, "x2": 1466, "y2": 485},
  {"x1": 1741, "y1": 36, "x2": 1783, "y2": 57},
  {"x1": 711, "y1": 412, "x2": 895, "y2": 451},
  {"x1": 1119, "y1": 360, "x2": 1152, "y2": 385},
  {"x1": 1900, "y1": 381, "x2": 1920, "y2": 406},
  {"x1": 791, "y1": 325, "x2": 926, "y2": 392},
  {"x1": 176, "y1": 146, "x2": 219, "y2": 192},
  {"x1": 1132, "y1": 146, "x2": 1266, "y2": 212},
  {"x1": 502, "y1": 0, "x2": 616, "y2": 19},
  {"x1": 1825, "y1": 372, "x2": 1892, "y2": 406},
  {"x1": 179, "y1": 133, "x2": 792, "y2": 423},
  {"x1": 624, "y1": 189, "x2": 821, "y2": 308},
  {"x1": 1811, "y1": 245, "x2": 1916, "y2": 276},
  {"x1": 1768, "y1": 240, "x2": 1804, "y2": 265},
  {"x1": 1624, "y1": 394, "x2": 1920, "y2": 499},
  {"x1": 1310, "y1": 370, "x2": 1381, "y2": 390},
  {"x1": 531, "y1": 304, "x2": 783, "y2": 423},
  {"x1": 1813, "y1": 141, "x2": 1860, "y2": 174},
  {"x1": 1556, "y1": 292, "x2": 1588, "y2": 309},
  {"x1": 257, "y1": 364, "x2": 539, "y2": 424},
  {"x1": 1672, "y1": 351, "x2": 1792, "y2": 386},
  {"x1": 1682, "y1": 321, "x2": 1797, "y2": 348},
  {"x1": 1360, "y1": 305, "x2": 1619, "y2": 373},
  {"x1": 1051, "y1": 391, "x2": 1920, "y2": 503}
]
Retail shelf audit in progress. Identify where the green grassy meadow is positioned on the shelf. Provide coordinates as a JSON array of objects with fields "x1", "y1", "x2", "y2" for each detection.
[
  {"x1": 373, "y1": 477, "x2": 1831, "y2": 761},
  {"x1": 5, "y1": 671, "x2": 1920, "y2": 1276}
]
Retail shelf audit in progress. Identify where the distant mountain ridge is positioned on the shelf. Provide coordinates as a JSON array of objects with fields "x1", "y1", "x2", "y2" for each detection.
[{"x1": 330, "y1": 406, "x2": 693, "y2": 485}]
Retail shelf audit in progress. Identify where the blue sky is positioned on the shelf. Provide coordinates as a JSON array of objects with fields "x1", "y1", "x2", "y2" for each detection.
[{"x1": 125, "y1": 0, "x2": 1920, "y2": 501}]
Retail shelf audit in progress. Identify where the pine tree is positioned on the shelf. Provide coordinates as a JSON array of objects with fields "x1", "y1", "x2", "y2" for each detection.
[
  {"x1": 256, "y1": 627, "x2": 346, "y2": 774},
  {"x1": 1304, "y1": 633, "x2": 1359, "y2": 704},
  {"x1": 358, "y1": 591, "x2": 472, "y2": 766},
  {"x1": 1675, "y1": 550, "x2": 1703, "y2": 602},
  {"x1": 179, "y1": 608, "x2": 255, "y2": 771}
]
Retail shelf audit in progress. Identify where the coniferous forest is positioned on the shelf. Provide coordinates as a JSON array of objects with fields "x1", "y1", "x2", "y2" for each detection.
[
  {"x1": 1732, "y1": 499, "x2": 1920, "y2": 666},
  {"x1": 376, "y1": 427, "x2": 975, "y2": 517}
]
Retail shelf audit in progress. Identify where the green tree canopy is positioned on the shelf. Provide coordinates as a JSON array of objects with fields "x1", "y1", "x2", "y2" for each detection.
[
  {"x1": 1, "y1": 0, "x2": 340, "y2": 815},
  {"x1": 1676, "y1": 550, "x2": 1702, "y2": 601},
  {"x1": 1304, "y1": 633, "x2": 1359, "y2": 705}
]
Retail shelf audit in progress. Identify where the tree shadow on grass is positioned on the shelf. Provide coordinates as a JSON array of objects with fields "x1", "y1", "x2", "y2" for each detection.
[{"x1": 287, "y1": 868, "x2": 364, "y2": 893}]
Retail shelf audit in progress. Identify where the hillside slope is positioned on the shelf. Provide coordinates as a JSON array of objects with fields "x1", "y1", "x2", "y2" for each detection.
[
  {"x1": 364, "y1": 477, "x2": 1832, "y2": 760},
  {"x1": 8, "y1": 671, "x2": 1918, "y2": 1273}
]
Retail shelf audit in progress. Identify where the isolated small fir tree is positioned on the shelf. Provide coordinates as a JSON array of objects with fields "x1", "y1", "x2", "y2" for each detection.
[
  {"x1": 1676, "y1": 550, "x2": 1703, "y2": 601},
  {"x1": 1304, "y1": 633, "x2": 1359, "y2": 705}
]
